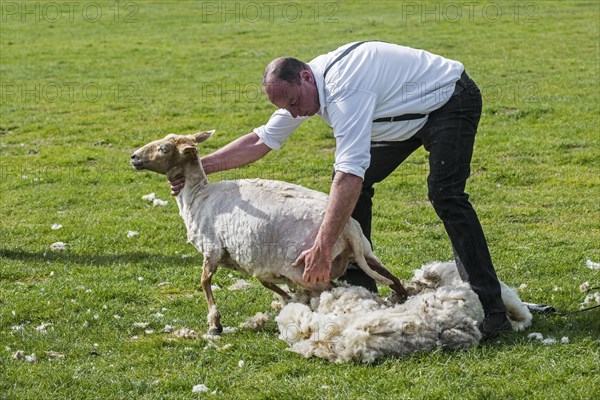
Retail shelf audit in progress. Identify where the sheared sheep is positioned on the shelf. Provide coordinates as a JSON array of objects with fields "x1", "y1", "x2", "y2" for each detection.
[
  {"x1": 276, "y1": 261, "x2": 533, "y2": 363},
  {"x1": 130, "y1": 131, "x2": 408, "y2": 335}
]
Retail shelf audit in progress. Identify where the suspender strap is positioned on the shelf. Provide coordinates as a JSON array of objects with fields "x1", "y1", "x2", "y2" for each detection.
[
  {"x1": 323, "y1": 40, "x2": 427, "y2": 123},
  {"x1": 323, "y1": 41, "x2": 371, "y2": 79}
]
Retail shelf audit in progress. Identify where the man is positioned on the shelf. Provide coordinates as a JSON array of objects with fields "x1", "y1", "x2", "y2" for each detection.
[{"x1": 170, "y1": 41, "x2": 512, "y2": 339}]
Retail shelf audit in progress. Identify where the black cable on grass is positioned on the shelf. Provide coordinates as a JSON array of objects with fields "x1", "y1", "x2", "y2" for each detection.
[{"x1": 524, "y1": 284, "x2": 600, "y2": 316}]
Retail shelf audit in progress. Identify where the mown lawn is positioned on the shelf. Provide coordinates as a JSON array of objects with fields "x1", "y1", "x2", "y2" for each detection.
[{"x1": 1, "y1": 1, "x2": 599, "y2": 399}]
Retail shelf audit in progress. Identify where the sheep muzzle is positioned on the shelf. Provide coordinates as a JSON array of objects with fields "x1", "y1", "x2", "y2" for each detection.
[{"x1": 130, "y1": 152, "x2": 145, "y2": 170}]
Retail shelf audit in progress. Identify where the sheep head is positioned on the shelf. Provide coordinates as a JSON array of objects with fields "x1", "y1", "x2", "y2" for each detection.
[{"x1": 130, "y1": 130, "x2": 215, "y2": 177}]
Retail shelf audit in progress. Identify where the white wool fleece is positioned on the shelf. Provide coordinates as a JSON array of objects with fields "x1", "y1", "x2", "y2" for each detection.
[{"x1": 276, "y1": 261, "x2": 532, "y2": 363}]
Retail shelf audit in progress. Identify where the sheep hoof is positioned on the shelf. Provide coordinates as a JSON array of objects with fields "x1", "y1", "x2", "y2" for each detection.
[
  {"x1": 208, "y1": 326, "x2": 223, "y2": 336},
  {"x1": 390, "y1": 289, "x2": 408, "y2": 304}
]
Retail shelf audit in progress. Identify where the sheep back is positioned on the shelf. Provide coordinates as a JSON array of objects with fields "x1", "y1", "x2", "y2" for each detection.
[{"x1": 182, "y1": 179, "x2": 340, "y2": 284}]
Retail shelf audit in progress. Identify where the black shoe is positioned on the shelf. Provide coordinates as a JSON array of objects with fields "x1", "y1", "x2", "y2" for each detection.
[
  {"x1": 479, "y1": 312, "x2": 513, "y2": 341},
  {"x1": 338, "y1": 266, "x2": 378, "y2": 293}
]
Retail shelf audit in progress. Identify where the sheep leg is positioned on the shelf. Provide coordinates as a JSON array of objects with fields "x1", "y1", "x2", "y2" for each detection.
[
  {"x1": 348, "y1": 230, "x2": 407, "y2": 301},
  {"x1": 365, "y1": 257, "x2": 408, "y2": 303},
  {"x1": 201, "y1": 256, "x2": 222, "y2": 335},
  {"x1": 260, "y1": 281, "x2": 291, "y2": 300}
]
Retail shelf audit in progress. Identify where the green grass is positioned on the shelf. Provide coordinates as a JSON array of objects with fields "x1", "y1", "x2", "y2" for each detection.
[{"x1": 1, "y1": 1, "x2": 599, "y2": 398}]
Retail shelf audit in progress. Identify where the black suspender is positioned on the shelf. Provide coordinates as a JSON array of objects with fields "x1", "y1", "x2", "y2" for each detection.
[
  {"x1": 323, "y1": 41, "x2": 371, "y2": 79},
  {"x1": 322, "y1": 41, "x2": 427, "y2": 122}
]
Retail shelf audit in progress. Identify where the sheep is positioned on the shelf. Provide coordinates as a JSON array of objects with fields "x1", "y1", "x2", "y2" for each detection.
[
  {"x1": 130, "y1": 131, "x2": 408, "y2": 335},
  {"x1": 276, "y1": 261, "x2": 533, "y2": 363}
]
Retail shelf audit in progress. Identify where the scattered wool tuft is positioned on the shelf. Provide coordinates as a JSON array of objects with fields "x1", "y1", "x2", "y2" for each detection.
[
  {"x1": 518, "y1": 284, "x2": 528, "y2": 290},
  {"x1": 204, "y1": 341, "x2": 232, "y2": 351},
  {"x1": 528, "y1": 332, "x2": 544, "y2": 341},
  {"x1": 276, "y1": 261, "x2": 532, "y2": 363},
  {"x1": 152, "y1": 198, "x2": 168, "y2": 207},
  {"x1": 127, "y1": 230, "x2": 139, "y2": 238},
  {"x1": 586, "y1": 258, "x2": 600, "y2": 270},
  {"x1": 542, "y1": 337, "x2": 557, "y2": 345},
  {"x1": 161, "y1": 325, "x2": 174, "y2": 333},
  {"x1": 192, "y1": 384, "x2": 210, "y2": 394},
  {"x1": 579, "y1": 281, "x2": 590, "y2": 292},
  {"x1": 271, "y1": 300, "x2": 284, "y2": 312},
  {"x1": 46, "y1": 351, "x2": 65, "y2": 359},
  {"x1": 50, "y1": 242, "x2": 67, "y2": 251},
  {"x1": 141, "y1": 193, "x2": 156, "y2": 201},
  {"x1": 202, "y1": 333, "x2": 221, "y2": 340},
  {"x1": 141, "y1": 192, "x2": 168, "y2": 207},
  {"x1": 238, "y1": 360, "x2": 245, "y2": 368},
  {"x1": 239, "y1": 312, "x2": 270, "y2": 330},
  {"x1": 561, "y1": 336, "x2": 569, "y2": 344},
  {"x1": 12, "y1": 351, "x2": 38, "y2": 363},
  {"x1": 174, "y1": 328, "x2": 197, "y2": 340},
  {"x1": 133, "y1": 322, "x2": 149, "y2": 329},
  {"x1": 228, "y1": 279, "x2": 252, "y2": 291},
  {"x1": 35, "y1": 322, "x2": 52, "y2": 333},
  {"x1": 51, "y1": 224, "x2": 63, "y2": 230},
  {"x1": 582, "y1": 293, "x2": 600, "y2": 306}
]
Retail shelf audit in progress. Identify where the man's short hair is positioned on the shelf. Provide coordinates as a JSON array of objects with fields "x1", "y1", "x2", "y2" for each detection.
[{"x1": 263, "y1": 57, "x2": 309, "y2": 86}]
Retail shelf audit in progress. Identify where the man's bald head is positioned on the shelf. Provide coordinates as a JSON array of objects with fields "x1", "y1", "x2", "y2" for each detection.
[
  {"x1": 262, "y1": 56, "x2": 320, "y2": 118},
  {"x1": 262, "y1": 57, "x2": 310, "y2": 87}
]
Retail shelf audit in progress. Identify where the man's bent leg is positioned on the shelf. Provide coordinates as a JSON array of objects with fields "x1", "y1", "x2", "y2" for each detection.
[{"x1": 419, "y1": 76, "x2": 509, "y2": 338}]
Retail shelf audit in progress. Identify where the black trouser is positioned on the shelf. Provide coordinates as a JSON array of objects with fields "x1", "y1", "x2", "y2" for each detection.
[{"x1": 348, "y1": 72, "x2": 506, "y2": 314}]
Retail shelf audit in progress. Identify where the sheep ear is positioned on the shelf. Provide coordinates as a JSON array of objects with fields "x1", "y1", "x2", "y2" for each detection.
[
  {"x1": 192, "y1": 130, "x2": 215, "y2": 143},
  {"x1": 180, "y1": 144, "x2": 198, "y2": 156}
]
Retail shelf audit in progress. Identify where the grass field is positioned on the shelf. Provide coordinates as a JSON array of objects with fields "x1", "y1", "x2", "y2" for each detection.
[{"x1": 1, "y1": 1, "x2": 599, "y2": 398}]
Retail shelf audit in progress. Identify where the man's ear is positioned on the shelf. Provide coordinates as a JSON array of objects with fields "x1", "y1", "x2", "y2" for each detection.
[
  {"x1": 192, "y1": 130, "x2": 215, "y2": 143},
  {"x1": 300, "y1": 70, "x2": 313, "y2": 83}
]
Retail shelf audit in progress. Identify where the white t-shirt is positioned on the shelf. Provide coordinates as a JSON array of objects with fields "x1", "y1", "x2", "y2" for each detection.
[{"x1": 254, "y1": 41, "x2": 465, "y2": 178}]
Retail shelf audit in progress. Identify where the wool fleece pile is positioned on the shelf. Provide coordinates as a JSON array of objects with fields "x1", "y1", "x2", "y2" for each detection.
[{"x1": 276, "y1": 261, "x2": 532, "y2": 363}]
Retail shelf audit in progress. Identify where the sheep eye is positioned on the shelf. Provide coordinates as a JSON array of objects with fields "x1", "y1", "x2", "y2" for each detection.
[{"x1": 159, "y1": 144, "x2": 172, "y2": 153}]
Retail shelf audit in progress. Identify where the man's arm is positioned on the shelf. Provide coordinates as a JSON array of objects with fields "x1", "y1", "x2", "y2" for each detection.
[
  {"x1": 293, "y1": 171, "x2": 363, "y2": 284},
  {"x1": 201, "y1": 132, "x2": 271, "y2": 175},
  {"x1": 169, "y1": 132, "x2": 271, "y2": 195}
]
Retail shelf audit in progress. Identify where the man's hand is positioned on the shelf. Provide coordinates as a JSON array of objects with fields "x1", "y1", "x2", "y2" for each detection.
[
  {"x1": 166, "y1": 132, "x2": 272, "y2": 197},
  {"x1": 292, "y1": 242, "x2": 333, "y2": 285},
  {"x1": 292, "y1": 171, "x2": 363, "y2": 286},
  {"x1": 168, "y1": 175, "x2": 185, "y2": 196}
]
